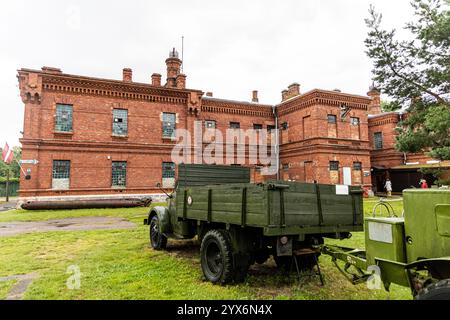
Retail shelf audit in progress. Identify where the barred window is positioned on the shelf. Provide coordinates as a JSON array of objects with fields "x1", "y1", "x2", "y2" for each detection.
[
  {"x1": 230, "y1": 122, "x2": 240, "y2": 129},
  {"x1": 327, "y1": 115, "x2": 337, "y2": 124},
  {"x1": 162, "y1": 113, "x2": 176, "y2": 138},
  {"x1": 52, "y1": 160, "x2": 70, "y2": 179},
  {"x1": 253, "y1": 124, "x2": 263, "y2": 130},
  {"x1": 113, "y1": 109, "x2": 128, "y2": 136},
  {"x1": 353, "y1": 162, "x2": 362, "y2": 170},
  {"x1": 205, "y1": 120, "x2": 216, "y2": 129},
  {"x1": 329, "y1": 161, "x2": 339, "y2": 171},
  {"x1": 374, "y1": 132, "x2": 383, "y2": 150},
  {"x1": 55, "y1": 104, "x2": 73, "y2": 132},
  {"x1": 162, "y1": 162, "x2": 175, "y2": 178},
  {"x1": 112, "y1": 161, "x2": 127, "y2": 187}
]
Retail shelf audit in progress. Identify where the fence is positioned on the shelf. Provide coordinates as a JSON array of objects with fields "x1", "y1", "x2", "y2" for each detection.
[{"x1": 0, "y1": 181, "x2": 19, "y2": 197}]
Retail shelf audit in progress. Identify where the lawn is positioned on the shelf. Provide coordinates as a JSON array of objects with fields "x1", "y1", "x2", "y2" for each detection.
[{"x1": 0, "y1": 198, "x2": 411, "y2": 300}]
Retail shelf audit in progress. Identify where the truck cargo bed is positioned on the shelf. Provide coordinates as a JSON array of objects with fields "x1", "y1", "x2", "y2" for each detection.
[{"x1": 176, "y1": 180, "x2": 363, "y2": 236}]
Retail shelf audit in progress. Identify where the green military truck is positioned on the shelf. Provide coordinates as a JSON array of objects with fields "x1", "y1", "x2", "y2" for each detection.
[
  {"x1": 144, "y1": 164, "x2": 364, "y2": 284},
  {"x1": 322, "y1": 189, "x2": 450, "y2": 299}
]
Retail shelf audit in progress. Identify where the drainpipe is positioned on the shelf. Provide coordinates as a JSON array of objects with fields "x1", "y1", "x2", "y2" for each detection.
[
  {"x1": 399, "y1": 111, "x2": 407, "y2": 164},
  {"x1": 272, "y1": 104, "x2": 280, "y2": 180}
]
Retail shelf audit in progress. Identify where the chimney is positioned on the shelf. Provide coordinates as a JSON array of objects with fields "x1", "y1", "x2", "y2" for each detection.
[
  {"x1": 288, "y1": 83, "x2": 300, "y2": 97},
  {"x1": 165, "y1": 48, "x2": 182, "y2": 88},
  {"x1": 176, "y1": 74, "x2": 187, "y2": 89},
  {"x1": 281, "y1": 90, "x2": 289, "y2": 101},
  {"x1": 123, "y1": 68, "x2": 132, "y2": 82},
  {"x1": 367, "y1": 83, "x2": 382, "y2": 114},
  {"x1": 252, "y1": 90, "x2": 259, "y2": 103},
  {"x1": 206, "y1": 92, "x2": 213, "y2": 97},
  {"x1": 41, "y1": 66, "x2": 62, "y2": 74},
  {"x1": 151, "y1": 73, "x2": 162, "y2": 86}
]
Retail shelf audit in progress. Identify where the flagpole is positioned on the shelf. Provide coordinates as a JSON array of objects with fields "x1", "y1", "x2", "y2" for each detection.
[{"x1": 5, "y1": 166, "x2": 9, "y2": 202}]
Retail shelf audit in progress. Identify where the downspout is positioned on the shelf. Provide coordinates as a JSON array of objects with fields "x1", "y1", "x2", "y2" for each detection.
[
  {"x1": 399, "y1": 111, "x2": 407, "y2": 164},
  {"x1": 272, "y1": 104, "x2": 280, "y2": 180}
]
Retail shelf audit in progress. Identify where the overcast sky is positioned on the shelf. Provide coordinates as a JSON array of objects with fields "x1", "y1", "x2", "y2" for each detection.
[{"x1": 0, "y1": 0, "x2": 416, "y2": 147}]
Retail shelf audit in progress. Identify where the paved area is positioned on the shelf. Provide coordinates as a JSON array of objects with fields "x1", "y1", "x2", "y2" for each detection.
[
  {"x1": 0, "y1": 273, "x2": 39, "y2": 300},
  {"x1": 0, "y1": 216, "x2": 136, "y2": 237},
  {"x1": 0, "y1": 201, "x2": 18, "y2": 212}
]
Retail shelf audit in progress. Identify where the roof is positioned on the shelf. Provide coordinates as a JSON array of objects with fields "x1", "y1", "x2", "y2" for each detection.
[
  {"x1": 390, "y1": 161, "x2": 450, "y2": 170},
  {"x1": 202, "y1": 96, "x2": 273, "y2": 108}
]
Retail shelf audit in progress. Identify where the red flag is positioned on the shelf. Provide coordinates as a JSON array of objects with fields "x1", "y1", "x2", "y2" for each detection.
[{"x1": 2, "y1": 143, "x2": 14, "y2": 164}]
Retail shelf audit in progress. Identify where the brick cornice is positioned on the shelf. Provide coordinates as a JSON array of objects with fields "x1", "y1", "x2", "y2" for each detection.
[
  {"x1": 368, "y1": 113, "x2": 400, "y2": 127},
  {"x1": 18, "y1": 69, "x2": 202, "y2": 105},
  {"x1": 201, "y1": 98, "x2": 273, "y2": 118},
  {"x1": 277, "y1": 89, "x2": 371, "y2": 116}
]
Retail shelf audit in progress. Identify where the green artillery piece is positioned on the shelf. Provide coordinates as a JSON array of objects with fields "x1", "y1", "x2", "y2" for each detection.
[{"x1": 321, "y1": 189, "x2": 450, "y2": 299}]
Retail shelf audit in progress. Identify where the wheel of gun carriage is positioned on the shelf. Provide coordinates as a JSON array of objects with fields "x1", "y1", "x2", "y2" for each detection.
[
  {"x1": 200, "y1": 229, "x2": 234, "y2": 284},
  {"x1": 149, "y1": 215, "x2": 167, "y2": 250},
  {"x1": 415, "y1": 279, "x2": 450, "y2": 300}
]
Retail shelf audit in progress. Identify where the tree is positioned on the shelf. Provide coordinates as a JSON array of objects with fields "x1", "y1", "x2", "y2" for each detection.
[
  {"x1": 0, "y1": 146, "x2": 22, "y2": 179},
  {"x1": 365, "y1": 0, "x2": 450, "y2": 161}
]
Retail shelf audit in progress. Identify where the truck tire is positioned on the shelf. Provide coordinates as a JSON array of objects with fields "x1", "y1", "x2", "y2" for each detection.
[
  {"x1": 149, "y1": 215, "x2": 167, "y2": 250},
  {"x1": 415, "y1": 279, "x2": 450, "y2": 300},
  {"x1": 200, "y1": 230, "x2": 234, "y2": 284}
]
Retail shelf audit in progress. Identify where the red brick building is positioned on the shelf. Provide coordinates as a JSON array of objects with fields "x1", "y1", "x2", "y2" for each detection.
[{"x1": 17, "y1": 49, "x2": 446, "y2": 197}]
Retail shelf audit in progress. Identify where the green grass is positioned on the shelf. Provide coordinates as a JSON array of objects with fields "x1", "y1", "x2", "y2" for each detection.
[{"x1": 0, "y1": 199, "x2": 412, "y2": 300}]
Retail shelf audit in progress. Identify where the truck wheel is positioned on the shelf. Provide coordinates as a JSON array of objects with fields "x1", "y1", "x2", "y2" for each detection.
[
  {"x1": 150, "y1": 216, "x2": 167, "y2": 250},
  {"x1": 415, "y1": 279, "x2": 450, "y2": 300},
  {"x1": 200, "y1": 230, "x2": 234, "y2": 284}
]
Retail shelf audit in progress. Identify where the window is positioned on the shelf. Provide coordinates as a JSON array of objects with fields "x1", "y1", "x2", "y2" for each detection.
[
  {"x1": 353, "y1": 162, "x2": 362, "y2": 170},
  {"x1": 329, "y1": 161, "x2": 339, "y2": 171},
  {"x1": 55, "y1": 104, "x2": 73, "y2": 132},
  {"x1": 281, "y1": 122, "x2": 288, "y2": 130},
  {"x1": 162, "y1": 162, "x2": 175, "y2": 188},
  {"x1": 374, "y1": 132, "x2": 383, "y2": 150},
  {"x1": 112, "y1": 161, "x2": 127, "y2": 187},
  {"x1": 350, "y1": 117, "x2": 360, "y2": 126},
  {"x1": 282, "y1": 163, "x2": 290, "y2": 170},
  {"x1": 112, "y1": 109, "x2": 128, "y2": 136},
  {"x1": 327, "y1": 115, "x2": 337, "y2": 124},
  {"x1": 253, "y1": 124, "x2": 263, "y2": 130},
  {"x1": 162, "y1": 113, "x2": 176, "y2": 138},
  {"x1": 52, "y1": 160, "x2": 70, "y2": 190},
  {"x1": 162, "y1": 162, "x2": 175, "y2": 178},
  {"x1": 230, "y1": 122, "x2": 240, "y2": 129},
  {"x1": 205, "y1": 120, "x2": 216, "y2": 129},
  {"x1": 267, "y1": 125, "x2": 275, "y2": 132}
]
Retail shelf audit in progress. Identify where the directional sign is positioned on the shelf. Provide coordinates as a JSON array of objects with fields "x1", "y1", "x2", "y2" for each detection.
[{"x1": 19, "y1": 159, "x2": 39, "y2": 165}]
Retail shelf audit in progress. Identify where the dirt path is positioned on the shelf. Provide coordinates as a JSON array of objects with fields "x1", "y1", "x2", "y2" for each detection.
[
  {"x1": 0, "y1": 273, "x2": 39, "y2": 300},
  {"x1": 0, "y1": 216, "x2": 136, "y2": 237}
]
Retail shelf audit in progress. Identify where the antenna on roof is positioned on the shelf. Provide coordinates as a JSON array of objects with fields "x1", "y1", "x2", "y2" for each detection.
[{"x1": 181, "y1": 35, "x2": 184, "y2": 73}]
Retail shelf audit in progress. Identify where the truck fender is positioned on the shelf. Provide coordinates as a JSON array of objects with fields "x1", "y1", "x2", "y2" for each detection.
[{"x1": 147, "y1": 206, "x2": 172, "y2": 234}]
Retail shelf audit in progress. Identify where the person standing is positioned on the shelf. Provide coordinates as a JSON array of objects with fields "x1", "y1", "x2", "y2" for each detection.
[
  {"x1": 385, "y1": 179, "x2": 392, "y2": 197},
  {"x1": 420, "y1": 179, "x2": 429, "y2": 189}
]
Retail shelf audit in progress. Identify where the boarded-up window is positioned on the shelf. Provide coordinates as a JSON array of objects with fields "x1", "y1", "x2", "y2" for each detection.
[
  {"x1": 162, "y1": 113, "x2": 176, "y2": 138},
  {"x1": 374, "y1": 132, "x2": 383, "y2": 150},
  {"x1": 162, "y1": 162, "x2": 175, "y2": 188},
  {"x1": 353, "y1": 162, "x2": 362, "y2": 184},
  {"x1": 303, "y1": 116, "x2": 311, "y2": 139},
  {"x1": 350, "y1": 117, "x2": 360, "y2": 140},
  {"x1": 327, "y1": 114, "x2": 337, "y2": 138},
  {"x1": 112, "y1": 109, "x2": 128, "y2": 136},
  {"x1": 329, "y1": 161, "x2": 339, "y2": 184},
  {"x1": 112, "y1": 161, "x2": 127, "y2": 187},
  {"x1": 55, "y1": 104, "x2": 73, "y2": 132},
  {"x1": 52, "y1": 160, "x2": 70, "y2": 190}
]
